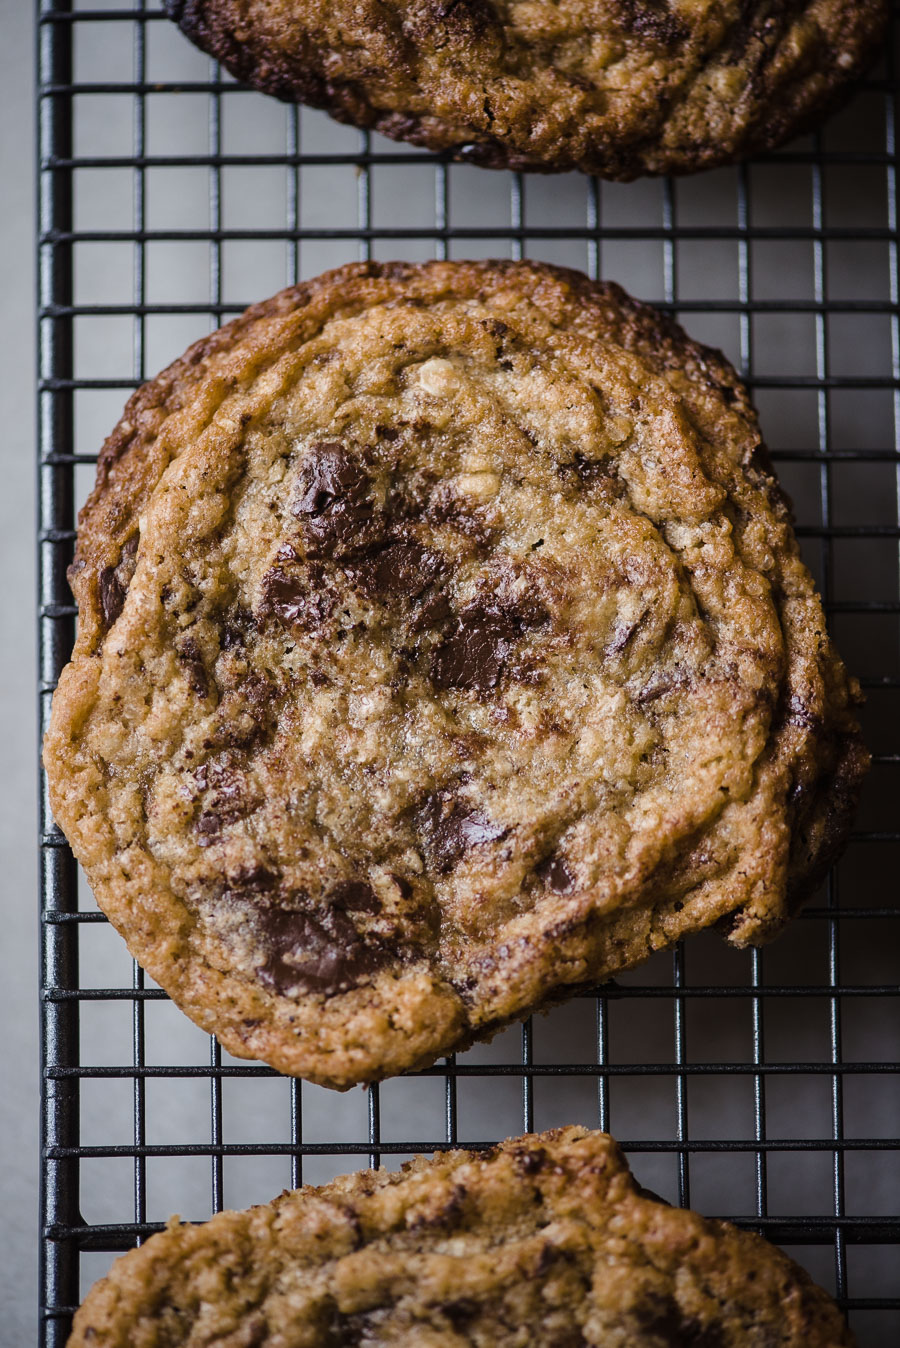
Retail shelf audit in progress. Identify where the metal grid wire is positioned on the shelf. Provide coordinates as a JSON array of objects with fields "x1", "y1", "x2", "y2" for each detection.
[{"x1": 38, "y1": 2, "x2": 900, "y2": 1344}]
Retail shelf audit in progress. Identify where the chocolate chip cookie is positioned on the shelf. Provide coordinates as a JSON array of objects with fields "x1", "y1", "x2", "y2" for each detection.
[
  {"x1": 165, "y1": 0, "x2": 887, "y2": 178},
  {"x1": 44, "y1": 260, "x2": 867, "y2": 1088},
  {"x1": 68, "y1": 1125, "x2": 854, "y2": 1346}
]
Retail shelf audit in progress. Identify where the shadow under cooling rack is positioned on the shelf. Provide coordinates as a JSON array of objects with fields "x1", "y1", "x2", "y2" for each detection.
[{"x1": 38, "y1": 2, "x2": 900, "y2": 1344}]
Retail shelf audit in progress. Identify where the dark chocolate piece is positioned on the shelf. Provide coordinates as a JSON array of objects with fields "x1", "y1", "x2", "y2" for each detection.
[
  {"x1": 536, "y1": 854, "x2": 576, "y2": 894},
  {"x1": 293, "y1": 443, "x2": 369, "y2": 516},
  {"x1": 416, "y1": 792, "x2": 507, "y2": 873},
  {"x1": 292, "y1": 443, "x2": 380, "y2": 559},
  {"x1": 568, "y1": 452, "x2": 624, "y2": 494},
  {"x1": 221, "y1": 607, "x2": 254, "y2": 650},
  {"x1": 228, "y1": 864, "x2": 278, "y2": 894},
  {"x1": 514, "y1": 1145, "x2": 547, "y2": 1174},
  {"x1": 635, "y1": 668, "x2": 683, "y2": 704},
  {"x1": 98, "y1": 566, "x2": 126, "y2": 629},
  {"x1": 390, "y1": 873, "x2": 413, "y2": 900},
  {"x1": 442, "y1": 1300, "x2": 480, "y2": 1331},
  {"x1": 606, "y1": 616, "x2": 643, "y2": 656},
  {"x1": 259, "y1": 564, "x2": 335, "y2": 630},
  {"x1": 194, "y1": 761, "x2": 251, "y2": 844},
  {"x1": 637, "y1": 1298, "x2": 726, "y2": 1348},
  {"x1": 617, "y1": 0, "x2": 688, "y2": 47},
  {"x1": 359, "y1": 540, "x2": 446, "y2": 601},
  {"x1": 331, "y1": 879, "x2": 382, "y2": 914},
  {"x1": 786, "y1": 691, "x2": 824, "y2": 733},
  {"x1": 98, "y1": 534, "x2": 141, "y2": 632},
  {"x1": 195, "y1": 810, "x2": 223, "y2": 844},
  {"x1": 430, "y1": 594, "x2": 548, "y2": 695},
  {"x1": 256, "y1": 902, "x2": 384, "y2": 997},
  {"x1": 409, "y1": 591, "x2": 452, "y2": 633},
  {"x1": 177, "y1": 636, "x2": 209, "y2": 698}
]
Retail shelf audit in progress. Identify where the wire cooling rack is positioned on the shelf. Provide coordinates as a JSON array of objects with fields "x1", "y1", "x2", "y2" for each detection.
[{"x1": 37, "y1": 2, "x2": 900, "y2": 1344}]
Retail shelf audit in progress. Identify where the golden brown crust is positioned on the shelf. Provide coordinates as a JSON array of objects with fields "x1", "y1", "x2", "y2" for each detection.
[
  {"x1": 68, "y1": 1126, "x2": 855, "y2": 1347},
  {"x1": 45, "y1": 260, "x2": 867, "y2": 1089},
  {"x1": 164, "y1": 0, "x2": 887, "y2": 179}
]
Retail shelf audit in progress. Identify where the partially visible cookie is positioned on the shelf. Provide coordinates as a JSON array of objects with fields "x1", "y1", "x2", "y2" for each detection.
[
  {"x1": 44, "y1": 260, "x2": 867, "y2": 1089},
  {"x1": 68, "y1": 1125, "x2": 854, "y2": 1346},
  {"x1": 165, "y1": 0, "x2": 887, "y2": 178}
]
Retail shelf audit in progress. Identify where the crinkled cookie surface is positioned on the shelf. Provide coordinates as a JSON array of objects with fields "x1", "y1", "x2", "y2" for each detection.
[
  {"x1": 165, "y1": 0, "x2": 887, "y2": 178},
  {"x1": 45, "y1": 260, "x2": 867, "y2": 1087},
  {"x1": 68, "y1": 1126, "x2": 854, "y2": 1346}
]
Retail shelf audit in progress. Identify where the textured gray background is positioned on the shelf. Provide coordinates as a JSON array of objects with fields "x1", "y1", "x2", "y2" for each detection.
[
  {"x1": 4, "y1": 1, "x2": 900, "y2": 1344},
  {"x1": 0, "y1": 0, "x2": 39, "y2": 1342}
]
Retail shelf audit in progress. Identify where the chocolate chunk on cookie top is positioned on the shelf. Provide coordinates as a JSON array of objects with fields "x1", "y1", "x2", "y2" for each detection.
[
  {"x1": 165, "y1": 0, "x2": 887, "y2": 178},
  {"x1": 45, "y1": 261, "x2": 867, "y2": 1087},
  {"x1": 68, "y1": 1126, "x2": 854, "y2": 1346}
]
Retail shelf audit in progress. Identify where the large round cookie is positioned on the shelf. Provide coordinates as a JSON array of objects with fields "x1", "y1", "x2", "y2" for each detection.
[
  {"x1": 69, "y1": 1126, "x2": 853, "y2": 1346},
  {"x1": 45, "y1": 260, "x2": 867, "y2": 1088},
  {"x1": 165, "y1": 1, "x2": 886, "y2": 178}
]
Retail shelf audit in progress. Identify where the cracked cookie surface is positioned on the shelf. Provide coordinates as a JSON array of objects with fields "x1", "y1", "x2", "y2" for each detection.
[
  {"x1": 45, "y1": 260, "x2": 867, "y2": 1087},
  {"x1": 68, "y1": 1126, "x2": 854, "y2": 1346},
  {"x1": 165, "y1": 0, "x2": 887, "y2": 178}
]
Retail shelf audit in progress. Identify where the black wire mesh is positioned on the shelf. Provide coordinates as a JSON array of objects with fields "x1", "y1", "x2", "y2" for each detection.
[{"x1": 38, "y1": 2, "x2": 900, "y2": 1344}]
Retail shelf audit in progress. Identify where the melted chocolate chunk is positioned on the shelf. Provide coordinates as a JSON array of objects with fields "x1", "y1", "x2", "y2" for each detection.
[
  {"x1": 292, "y1": 443, "x2": 380, "y2": 560},
  {"x1": 194, "y1": 760, "x2": 252, "y2": 844},
  {"x1": 617, "y1": 0, "x2": 688, "y2": 47},
  {"x1": 409, "y1": 1183, "x2": 467, "y2": 1231},
  {"x1": 409, "y1": 591, "x2": 452, "y2": 633},
  {"x1": 228, "y1": 864, "x2": 278, "y2": 894},
  {"x1": 603, "y1": 614, "x2": 638, "y2": 655},
  {"x1": 430, "y1": 603, "x2": 515, "y2": 694},
  {"x1": 534, "y1": 1243, "x2": 569, "y2": 1278},
  {"x1": 442, "y1": 1300, "x2": 480, "y2": 1331},
  {"x1": 786, "y1": 692, "x2": 824, "y2": 732},
  {"x1": 360, "y1": 540, "x2": 447, "y2": 601},
  {"x1": 97, "y1": 534, "x2": 140, "y2": 632},
  {"x1": 425, "y1": 489, "x2": 495, "y2": 550},
  {"x1": 195, "y1": 810, "x2": 223, "y2": 844},
  {"x1": 536, "y1": 855, "x2": 576, "y2": 894},
  {"x1": 390, "y1": 873, "x2": 413, "y2": 900},
  {"x1": 221, "y1": 607, "x2": 254, "y2": 650},
  {"x1": 325, "y1": 1312, "x2": 366, "y2": 1347},
  {"x1": 177, "y1": 636, "x2": 209, "y2": 698},
  {"x1": 293, "y1": 443, "x2": 369, "y2": 515},
  {"x1": 256, "y1": 903, "x2": 384, "y2": 998},
  {"x1": 636, "y1": 668, "x2": 683, "y2": 704},
  {"x1": 568, "y1": 451, "x2": 623, "y2": 492},
  {"x1": 303, "y1": 503, "x2": 379, "y2": 559},
  {"x1": 244, "y1": 673, "x2": 274, "y2": 713},
  {"x1": 637, "y1": 1300, "x2": 725, "y2": 1348},
  {"x1": 430, "y1": 595, "x2": 548, "y2": 696},
  {"x1": 98, "y1": 566, "x2": 126, "y2": 629},
  {"x1": 514, "y1": 1145, "x2": 547, "y2": 1174},
  {"x1": 416, "y1": 793, "x2": 507, "y2": 873},
  {"x1": 331, "y1": 879, "x2": 382, "y2": 914},
  {"x1": 260, "y1": 564, "x2": 335, "y2": 631}
]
